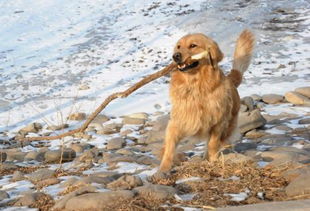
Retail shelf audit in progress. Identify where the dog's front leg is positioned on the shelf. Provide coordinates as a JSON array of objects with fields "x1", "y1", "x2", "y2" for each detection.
[{"x1": 159, "y1": 121, "x2": 182, "y2": 172}]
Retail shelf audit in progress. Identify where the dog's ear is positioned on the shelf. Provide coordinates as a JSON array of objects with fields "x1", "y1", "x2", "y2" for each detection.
[{"x1": 205, "y1": 40, "x2": 223, "y2": 63}]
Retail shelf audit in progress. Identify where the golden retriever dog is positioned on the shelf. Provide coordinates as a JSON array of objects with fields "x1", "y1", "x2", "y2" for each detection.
[{"x1": 159, "y1": 30, "x2": 255, "y2": 172}]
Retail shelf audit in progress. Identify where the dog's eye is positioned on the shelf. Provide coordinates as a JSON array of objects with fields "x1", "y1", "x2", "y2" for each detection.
[
  {"x1": 189, "y1": 44, "x2": 197, "y2": 48},
  {"x1": 177, "y1": 45, "x2": 180, "y2": 49}
]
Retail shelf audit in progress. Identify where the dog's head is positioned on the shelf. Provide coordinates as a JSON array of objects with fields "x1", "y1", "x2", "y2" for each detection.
[{"x1": 173, "y1": 33, "x2": 223, "y2": 72}]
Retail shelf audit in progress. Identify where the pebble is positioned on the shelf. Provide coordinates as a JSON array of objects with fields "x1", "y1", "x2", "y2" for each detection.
[
  {"x1": 11, "y1": 171, "x2": 25, "y2": 182},
  {"x1": 106, "y1": 137, "x2": 125, "y2": 150},
  {"x1": 26, "y1": 168, "x2": 55, "y2": 183},
  {"x1": 122, "y1": 117, "x2": 146, "y2": 125},
  {"x1": 0, "y1": 190, "x2": 9, "y2": 201},
  {"x1": 14, "y1": 192, "x2": 50, "y2": 207},
  {"x1": 238, "y1": 109, "x2": 266, "y2": 134},
  {"x1": 24, "y1": 151, "x2": 45, "y2": 162},
  {"x1": 262, "y1": 94, "x2": 284, "y2": 104},
  {"x1": 285, "y1": 172, "x2": 310, "y2": 197},
  {"x1": 44, "y1": 149, "x2": 76, "y2": 163},
  {"x1": 67, "y1": 112, "x2": 86, "y2": 121},
  {"x1": 241, "y1": 96, "x2": 255, "y2": 111},
  {"x1": 134, "y1": 184, "x2": 176, "y2": 200},
  {"x1": 64, "y1": 190, "x2": 134, "y2": 210},
  {"x1": 46, "y1": 123, "x2": 69, "y2": 131},
  {"x1": 285, "y1": 91, "x2": 310, "y2": 105},
  {"x1": 295, "y1": 86, "x2": 310, "y2": 98},
  {"x1": 107, "y1": 175, "x2": 143, "y2": 190},
  {"x1": 19, "y1": 122, "x2": 42, "y2": 135},
  {"x1": 298, "y1": 118, "x2": 310, "y2": 124}
]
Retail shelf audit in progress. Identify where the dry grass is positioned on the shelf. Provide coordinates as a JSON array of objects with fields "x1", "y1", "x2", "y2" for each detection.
[{"x1": 0, "y1": 165, "x2": 44, "y2": 177}]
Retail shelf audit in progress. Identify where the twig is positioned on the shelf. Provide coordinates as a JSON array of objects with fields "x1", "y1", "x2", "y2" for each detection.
[{"x1": 17, "y1": 63, "x2": 176, "y2": 142}]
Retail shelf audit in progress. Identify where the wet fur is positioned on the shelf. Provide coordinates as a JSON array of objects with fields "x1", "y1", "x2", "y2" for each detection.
[{"x1": 159, "y1": 30, "x2": 255, "y2": 172}]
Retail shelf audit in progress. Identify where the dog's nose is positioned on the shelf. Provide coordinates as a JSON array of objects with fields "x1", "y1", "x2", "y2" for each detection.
[{"x1": 173, "y1": 52, "x2": 182, "y2": 64}]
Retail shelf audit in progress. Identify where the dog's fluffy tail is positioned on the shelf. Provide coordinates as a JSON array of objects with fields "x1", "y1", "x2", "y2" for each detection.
[{"x1": 228, "y1": 30, "x2": 255, "y2": 87}]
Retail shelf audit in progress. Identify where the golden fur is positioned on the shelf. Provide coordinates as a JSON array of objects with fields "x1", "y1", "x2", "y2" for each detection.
[{"x1": 159, "y1": 30, "x2": 255, "y2": 172}]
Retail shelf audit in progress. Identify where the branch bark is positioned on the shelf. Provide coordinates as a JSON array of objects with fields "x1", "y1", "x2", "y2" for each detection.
[{"x1": 17, "y1": 63, "x2": 176, "y2": 142}]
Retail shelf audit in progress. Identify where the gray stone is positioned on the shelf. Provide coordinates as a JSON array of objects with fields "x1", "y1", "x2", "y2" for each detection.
[
  {"x1": 238, "y1": 109, "x2": 266, "y2": 134},
  {"x1": 76, "y1": 149, "x2": 99, "y2": 163},
  {"x1": 134, "y1": 184, "x2": 176, "y2": 200},
  {"x1": 11, "y1": 171, "x2": 25, "y2": 182},
  {"x1": 299, "y1": 118, "x2": 310, "y2": 124},
  {"x1": 44, "y1": 149, "x2": 76, "y2": 163},
  {"x1": 145, "y1": 130, "x2": 165, "y2": 144},
  {"x1": 64, "y1": 191, "x2": 134, "y2": 210},
  {"x1": 107, "y1": 137, "x2": 125, "y2": 150},
  {"x1": 97, "y1": 123, "x2": 122, "y2": 135},
  {"x1": 14, "y1": 192, "x2": 49, "y2": 207},
  {"x1": 36, "y1": 178, "x2": 60, "y2": 188},
  {"x1": 0, "y1": 151, "x2": 7, "y2": 162},
  {"x1": 250, "y1": 94, "x2": 262, "y2": 101},
  {"x1": 262, "y1": 94, "x2": 284, "y2": 104},
  {"x1": 19, "y1": 122, "x2": 42, "y2": 135},
  {"x1": 295, "y1": 86, "x2": 310, "y2": 98},
  {"x1": 92, "y1": 114, "x2": 110, "y2": 124},
  {"x1": 46, "y1": 123, "x2": 69, "y2": 131},
  {"x1": 222, "y1": 153, "x2": 253, "y2": 164},
  {"x1": 107, "y1": 175, "x2": 143, "y2": 190},
  {"x1": 0, "y1": 190, "x2": 9, "y2": 201},
  {"x1": 285, "y1": 172, "x2": 310, "y2": 197},
  {"x1": 115, "y1": 148, "x2": 134, "y2": 156},
  {"x1": 245, "y1": 129, "x2": 268, "y2": 139},
  {"x1": 25, "y1": 151, "x2": 45, "y2": 162},
  {"x1": 53, "y1": 186, "x2": 97, "y2": 210},
  {"x1": 122, "y1": 117, "x2": 146, "y2": 125},
  {"x1": 285, "y1": 91, "x2": 310, "y2": 106},
  {"x1": 81, "y1": 175, "x2": 119, "y2": 185},
  {"x1": 67, "y1": 112, "x2": 86, "y2": 121},
  {"x1": 239, "y1": 104, "x2": 248, "y2": 112},
  {"x1": 26, "y1": 168, "x2": 55, "y2": 183},
  {"x1": 241, "y1": 96, "x2": 255, "y2": 111},
  {"x1": 6, "y1": 150, "x2": 26, "y2": 162},
  {"x1": 259, "y1": 134, "x2": 292, "y2": 146},
  {"x1": 282, "y1": 165, "x2": 310, "y2": 182},
  {"x1": 123, "y1": 112, "x2": 149, "y2": 120},
  {"x1": 151, "y1": 114, "x2": 169, "y2": 131},
  {"x1": 0, "y1": 163, "x2": 18, "y2": 171},
  {"x1": 216, "y1": 199, "x2": 310, "y2": 211},
  {"x1": 234, "y1": 142, "x2": 257, "y2": 152}
]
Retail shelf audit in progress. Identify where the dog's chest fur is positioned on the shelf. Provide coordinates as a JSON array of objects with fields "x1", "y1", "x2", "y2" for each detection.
[{"x1": 169, "y1": 67, "x2": 235, "y2": 137}]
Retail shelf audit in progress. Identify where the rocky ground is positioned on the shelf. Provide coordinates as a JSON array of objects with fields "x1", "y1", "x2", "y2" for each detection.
[{"x1": 0, "y1": 86, "x2": 309, "y2": 210}]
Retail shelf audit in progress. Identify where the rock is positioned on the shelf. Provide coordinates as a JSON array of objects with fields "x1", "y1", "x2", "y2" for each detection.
[
  {"x1": 234, "y1": 143, "x2": 257, "y2": 152},
  {"x1": 152, "y1": 115, "x2": 169, "y2": 131},
  {"x1": 241, "y1": 96, "x2": 255, "y2": 111},
  {"x1": 144, "y1": 130, "x2": 165, "y2": 144},
  {"x1": 77, "y1": 149, "x2": 99, "y2": 163},
  {"x1": 285, "y1": 172, "x2": 310, "y2": 197},
  {"x1": 81, "y1": 175, "x2": 119, "y2": 185},
  {"x1": 0, "y1": 190, "x2": 9, "y2": 201},
  {"x1": 97, "y1": 123, "x2": 122, "y2": 135},
  {"x1": 44, "y1": 149, "x2": 76, "y2": 163},
  {"x1": 259, "y1": 134, "x2": 292, "y2": 146},
  {"x1": 116, "y1": 148, "x2": 134, "y2": 156},
  {"x1": 0, "y1": 163, "x2": 18, "y2": 171},
  {"x1": 14, "y1": 192, "x2": 50, "y2": 207},
  {"x1": 262, "y1": 94, "x2": 284, "y2": 104},
  {"x1": 92, "y1": 114, "x2": 110, "y2": 124},
  {"x1": 250, "y1": 94, "x2": 262, "y2": 101},
  {"x1": 122, "y1": 117, "x2": 146, "y2": 125},
  {"x1": 0, "y1": 151, "x2": 7, "y2": 162},
  {"x1": 36, "y1": 178, "x2": 60, "y2": 188},
  {"x1": 239, "y1": 104, "x2": 248, "y2": 112},
  {"x1": 285, "y1": 91, "x2": 310, "y2": 106},
  {"x1": 222, "y1": 153, "x2": 253, "y2": 163},
  {"x1": 70, "y1": 143, "x2": 92, "y2": 153},
  {"x1": 64, "y1": 190, "x2": 134, "y2": 210},
  {"x1": 19, "y1": 122, "x2": 42, "y2": 135},
  {"x1": 261, "y1": 147, "x2": 309, "y2": 166},
  {"x1": 120, "y1": 129, "x2": 133, "y2": 136},
  {"x1": 68, "y1": 112, "x2": 86, "y2": 121},
  {"x1": 25, "y1": 151, "x2": 45, "y2": 162},
  {"x1": 26, "y1": 168, "x2": 55, "y2": 183},
  {"x1": 123, "y1": 112, "x2": 149, "y2": 120},
  {"x1": 299, "y1": 118, "x2": 310, "y2": 124},
  {"x1": 11, "y1": 171, "x2": 25, "y2": 182},
  {"x1": 282, "y1": 165, "x2": 310, "y2": 182},
  {"x1": 134, "y1": 184, "x2": 176, "y2": 200},
  {"x1": 107, "y1": 175, "x2": 143, "y2": 190},
  {"x1": 238, "y1": 109, "x2": 266, "y2": 134},
  {"x1": 106, "y1": 137, "x2": 125, "y2": 150},
  {"x1": 46, "y1": 123, "x2": 69, "y2": 131},
  {"x1": 6, "y1": 150, "x2": 26, "y2": 162},
  {"x1": 245, "y1": 129, "x2": 267, "y2": 139},
  {"x1": 295, "y1": 86, "x2": 310, "y2": 98},
  {"x1": 53, "y1": 186, "x2": 98, "y2": 210}
]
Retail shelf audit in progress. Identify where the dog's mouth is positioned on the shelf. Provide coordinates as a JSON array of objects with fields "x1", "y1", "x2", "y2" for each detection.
[{"x1": 177, "y1": 61, "x2": 199, "y2": 72}]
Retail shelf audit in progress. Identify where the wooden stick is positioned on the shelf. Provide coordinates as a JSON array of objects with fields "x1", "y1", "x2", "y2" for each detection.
[{"x1": 18, "y1": 63, "x2": 176, "y2": 142}]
